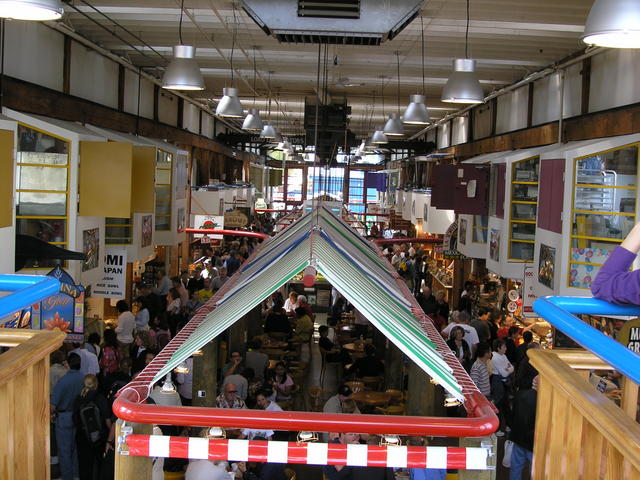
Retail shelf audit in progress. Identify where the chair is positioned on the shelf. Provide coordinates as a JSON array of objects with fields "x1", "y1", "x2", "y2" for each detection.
[
  {"x1": 375, "y1": 403, "x2": 406, "y2": 415},
  {"x1": 360, "y1": 376, "x2": 383, "y2": 391},
  {"x1": 268, "y1": 331, "x2": 289, "y2": 341},
  {"x1": 384, "y1": 389, "x2": 404, "y2": 405},
  {"x1": 345, "y1": 381, "x2": 365, "y2": 393},
  {"x1": 307, "y1": 386, "x2": 332, "y2": 412},
  {"x1": 319, "y1": 348, "x2": 342, "y2": 387}
]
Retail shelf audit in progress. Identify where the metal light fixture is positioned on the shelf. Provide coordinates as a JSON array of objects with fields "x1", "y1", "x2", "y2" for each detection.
[
  {"x1": 404, "y1": 15, "x2": 431, "y2": 125},
  {"x1": 216, "y1": 87, "x2": 244, "y2": 118},
  {"x1": 162, "y1": 1, "x2": 204, "y2": 91},
  {"x1": 383, "y1": 113, "x2": 404, "y2": 136},
  {"x1": 216, "y1": 4, "x2": 243, "y2": 117},
  {"x1": 192, "y1": 349, "x2": 204, "y2": 356},
  {"x1": 444, "y1": 394, "x2": 462, "y2": 407},
  {"x1": 372, "y1": 129, "x2": 389, "y2": 144},
  {"x1": 441, "y1": 59, "x2": 483, "y2": 104},
  {"x1": 205, "y1": 427, "x2": 226, "y2": 439},
  {"x1": 442, "y1": 0, "x2": 484, "y2": 104},
  {"x1": 384, "y1": 52, "x2": 405, "y2": 136},
  {"x1": 243, "y1": 108, "x2": 264, "y2": 131},
  {"x1": 0, "y1": 0, "x2": 63, "y2": 20},
  {"x1": 297, "y1": 431, "x2": 319, "y2": 443},
  {"x1": 162, "y1": 44, "x2": 205, "y2": 91},
  {"x1": 583, "y1": 0, "x2": 640, "y2": 48},
  {"x1": 260, "y1": 123, "x2": 277, "y2": 139},
  {"x1": 403, "y1": 95, "x2": 431, "y2": 125},
  {"x1": 243, "y1": 49, "x2": 264, "y2": 130},
  {"x1": 380, "y1": 435, "x2": 402, "y2": 447}
]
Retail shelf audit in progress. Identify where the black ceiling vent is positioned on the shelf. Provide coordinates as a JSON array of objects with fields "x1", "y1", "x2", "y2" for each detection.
[{"x1": 298, "y1": 1, "x2": 360, "y2": 19}]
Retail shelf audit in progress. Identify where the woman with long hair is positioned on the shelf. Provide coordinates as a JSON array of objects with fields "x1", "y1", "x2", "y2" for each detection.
[
  {"x1": 73, "y1": 374, "x2": 111, "y2": 479},
  {"x1": 133, "y1": 296, "x2": 150, "y2": 332},
  {"x1": 99, "y1": 329, "x2": 120, "y2": 377},
  {"x1": 269, "y1": 361, "x2": 294, "y2": 403}
]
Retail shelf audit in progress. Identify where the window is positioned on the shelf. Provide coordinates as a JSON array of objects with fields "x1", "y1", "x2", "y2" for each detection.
[
  {"x1": 155, "y1": 150, "x2": 173, "y2": 231},
  {"x1": 472, "y1": 215, "x2": 488, "y2": 243},
  {"x1": 307, "y1": 166, "x2": 344, "y2": 201},
  {"x1": 569, "y1": 144, "x2": 638, "y2": 289},
  {"x1": 15, "y1": 123, "x2": 70, "y2": 269},
  {"x1": 105, "y1": 217, "x2": 133, "y2": 244},
  {"x1": 286, "y1": 168, "x2": 303, "y2": 203}
]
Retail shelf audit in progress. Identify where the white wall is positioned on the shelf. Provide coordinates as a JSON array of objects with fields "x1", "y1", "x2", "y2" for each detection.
[
  {"x1": 451, "y1": 115, "x2": 468, "y2": 145},
  {"x1": 4, "y1": 21, "x2": 64, "y2": 92},
  {"x1": 122, "y1": 69, "x2": 155, "y2": 120},
  {"x1": 158, "y1": 90, "x2": 178, "y2": 126},
  {"x1": 472, "y1": 103, "x2": 493, "y2": 139},
  {"x1": 457, "y1": 214, "x2": 486, "y2": 260},
  {"x1": 70, "y1": 41, "x2": 119, "y2": 109},
  {"x1": 495, "y1": 86, "x2": 528, "y2": 134},
  {"x1": 183, "y1": 103, "x2": 200, "y2": 134},
  {"x1": 0, "y1": 226, "x2": 15, "y2": 273},
  {"x1": 590, "y1": 49, "x2": 640, "y2": 113},
  {"x1": 437, "y1": 122, "x2": 450, "y2": 149},
  {"x1": 201, "y1": 113, "x2": 214, "y2": 138},
  {"x1": 425, "y1": 128, "x2": 436, "y2": 145}
]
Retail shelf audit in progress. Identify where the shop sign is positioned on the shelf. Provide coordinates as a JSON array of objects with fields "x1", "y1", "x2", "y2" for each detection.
[
  {"x1": 192, "y1": 215, "x2": 224, "y2": 239},
  {"x1": 93, "y1": 246, "x2": 127, "y2": 299},
  {"x1": 617, "y1": 319, "x2": 640, "y2": 353},
  {"x1": 522, "y1": 265, "x2": 537, "y2": 317},
  {"x1": 0, "y1": 266, "x2": 85, "y2": 343},
  {"x1": 224, "y1": 208, "x2": 250, "y2": 228}
]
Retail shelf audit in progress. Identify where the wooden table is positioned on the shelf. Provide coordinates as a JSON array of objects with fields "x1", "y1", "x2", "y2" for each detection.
[
  {"x1": 351, "y1": 391, "x2": 391, "y2": 407},
  {"x1": 261, "y1": 340, "x2": 288, "y2": 349},
  {"x1": 342, "y1": 342, "x2": 365, "y2": 353}
]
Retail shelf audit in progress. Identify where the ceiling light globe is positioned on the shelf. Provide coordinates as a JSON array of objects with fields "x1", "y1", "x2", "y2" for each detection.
[
  {"x1": 403, "y1": 94, "x2": 431, "y2": 125},
  {"x1": 260, "y1": 123, "x2": 277, "y2": 139},
  {"x1": 441, "y1": 59, "x2": 484, "y2": 104},
  {"x1": 242, "y1": 108, "x2": 264, "y2": 131},
  {"x1": 162, "y1": 45, "x2": 205, "y2": 91},
  {"x1": 372, "y1": 129, "x2": 389, "y2": 144},
  {"x1": 216, "y1": 87, "x2": 244, "y2": 117},
  {"x1": 582, "y1": 0, "x2": 640, "y2": 48},
  {"x1": 383, "y1": 113, "x2": 405, "y2": 136},
  {"x1": 0, "y1": 0, "x2": 63, "y2": 20}
]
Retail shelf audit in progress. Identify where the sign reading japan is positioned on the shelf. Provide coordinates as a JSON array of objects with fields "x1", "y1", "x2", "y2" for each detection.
[{"x1": 93, "y1": 246, "x2": 127, "y2": 299}]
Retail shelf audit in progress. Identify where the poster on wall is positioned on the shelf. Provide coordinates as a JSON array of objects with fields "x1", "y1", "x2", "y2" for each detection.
[
  {"x1": 538, "y1": 244, "x2": 556, "y2": 290},
  {"x1": 459, "y1": 218, "x2": 467, "y2": 246},
  {"x1": 569, "y1": 247, "x2": 611, "y2": 289},
  {"x1": 93, "y1": 246, "x2": 127, "y2": 299},
  {"x1": 489, "y1": 228, "x2": 501, "y2": 262},
  {"x1": 35, "y1": 267, "x2": 84, "y2": 342},
  {"x1": 192, "y1": 215, "x2": 224, "y2": 239},
  {"x1": 442, "y1": 221, "x2": 466, "y2": 260},
  {"x1": 82, "y1": 228, "x2": 99, "y2": 272},
  {"x1": 141, "y1": 215, "x2": 153, "y2": 248},
  {"x1": 177, "y1": 208, "x2": 185, "y2": 233}
]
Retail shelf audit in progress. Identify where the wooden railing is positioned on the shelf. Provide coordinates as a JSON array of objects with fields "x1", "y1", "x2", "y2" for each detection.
[
  {"x1": 528, "y1": 349, "x2": 640, "y2": 479},
  {"x1": 0, "y1": 329, "x2": 66, "y2": 480}
]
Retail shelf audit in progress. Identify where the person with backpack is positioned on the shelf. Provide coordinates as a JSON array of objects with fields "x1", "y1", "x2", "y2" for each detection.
[{"x1": 73, "y1": 374, "x2": 111, "y2": 480}]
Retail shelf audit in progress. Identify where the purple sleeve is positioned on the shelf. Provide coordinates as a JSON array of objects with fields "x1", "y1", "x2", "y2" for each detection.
[{"x1": 591, "y1": 246, "x2": 640, "y2": 304}]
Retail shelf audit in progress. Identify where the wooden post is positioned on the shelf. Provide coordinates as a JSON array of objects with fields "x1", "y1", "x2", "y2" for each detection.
[
  {"x1": 621, "y1": 377, "x2": 639, "y2": 421},
  {"x1": 459, "y1": 436, "x2": 496, "y2": 480},
  {"x1": 383, "y1": 341, "x2": 404, "y2": 391},
  {"x1": 405, "y1": 361, "x2": 444, "y2": 417},
  {"x1": 192, "y1": 340, "x2": 219, "y2": 407},
  {"x1": 114, "y1": 420, "x2": 153, "y2": 479}
]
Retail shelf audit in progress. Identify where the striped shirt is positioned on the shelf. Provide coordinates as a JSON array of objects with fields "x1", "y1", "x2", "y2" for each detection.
[{"x1": 470, "y1": 359, "x2": 491, "y2": 397}]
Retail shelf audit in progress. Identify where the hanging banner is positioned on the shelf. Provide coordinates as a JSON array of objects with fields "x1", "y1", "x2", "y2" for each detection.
[
  {"x1": 93, "y1": 246, "x2": 127, "y2": 299},
  {"x1": 192, "y1": 215, "x2": 224, "y2": 239},
  {"x1": 443, "y1": 220, "x2": 467, "y2": 260},
  {"x1": 523, "y1": 264, "x2": 537, "y2": 317},
  {"x1": 224, "y1": 208, "x2": 250, "y2": 228}
]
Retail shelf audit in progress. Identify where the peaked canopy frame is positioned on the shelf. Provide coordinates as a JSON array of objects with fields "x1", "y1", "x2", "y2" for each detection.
[{"x1": 113, "y1": 205, "x2": 498, "y2": 439}]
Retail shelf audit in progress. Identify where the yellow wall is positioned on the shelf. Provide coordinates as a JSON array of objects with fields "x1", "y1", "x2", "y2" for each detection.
[
  {"x1": 79, "y1": 142, "x2": 132, "y2": 217},
  {"x1": 132, "y1": 146, "x2": 156, "y2": 213},
  {"x1": 0, "y1": 130, "x2": 14, "y2": 228}
]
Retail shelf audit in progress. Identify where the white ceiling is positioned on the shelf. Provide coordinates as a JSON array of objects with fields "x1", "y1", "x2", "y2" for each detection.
[{"x1": 62, "y1": 0, "x2": 594, "y2": 138}]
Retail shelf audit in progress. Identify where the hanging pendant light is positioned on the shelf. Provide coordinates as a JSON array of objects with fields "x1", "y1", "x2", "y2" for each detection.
[
  {"x1": 372, "y1": 129, "x2": 389, "y2": 144},
  {"x1": 582, "y1": 0, "x2": 640, "y2": 48},
  {"x1": 162, "y1": 1, "x2": 204, "y2": 91},
  {"x1": 242, "y1": 108, "x2": 263, "y2": 131},
  {"x1": 243, "y1": 48, "x2": 264, "y2": 130},
  {"x1": 260, "y1": 123, "x2": 277, "y2": 139},
  {"x1": 216, "y1": 87, "x2": 244, "y2": 117},
  {"x1": 442, "y1": 0, "x2": 484, "y2": 104},
  {"x1": 0, "y1": 0, "x2": 63, "y2": 20},
  {"x1": 384, "y1": 52, "x2": 405, "y2": 136},
  {"x1": 403, "y1": 15, "x2": 431, "y2": 125},
  {"x1": 383, "y1": 113, "x2": 404, "y2": 136},
  {"x1": 216, "y1": 4, "x2": 243, "y2": 117}
]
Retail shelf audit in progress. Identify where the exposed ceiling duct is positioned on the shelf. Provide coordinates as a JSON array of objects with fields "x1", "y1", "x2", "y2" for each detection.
[{"x1": 241, "y1": 0, "x2": 423, "y2": 45}]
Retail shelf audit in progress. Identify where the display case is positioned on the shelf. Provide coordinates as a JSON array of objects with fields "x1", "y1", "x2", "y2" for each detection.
[
  {"x1": 509, "y1": 155, "x2": 539, "y2": 262},
  {"x1": 532, "y1": 133, "x2": 640, "y2": 298}
]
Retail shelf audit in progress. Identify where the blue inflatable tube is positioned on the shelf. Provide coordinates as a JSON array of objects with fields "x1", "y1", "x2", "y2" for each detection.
[
  {"x1": 0, "y1": 275, "x2": 60, "y2": 320},
  {"x1": 533, "y1": 296, "x2": 640, "y2": 385}
]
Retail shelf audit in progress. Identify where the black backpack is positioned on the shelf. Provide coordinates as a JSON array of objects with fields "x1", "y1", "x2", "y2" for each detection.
[{"x1": 77, "y1": 400, "x2": 104, "y2": 446}]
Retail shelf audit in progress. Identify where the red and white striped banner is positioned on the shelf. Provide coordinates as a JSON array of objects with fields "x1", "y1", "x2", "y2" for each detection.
[{"x1": 123, "y1": 435, "x2": 489, "y2": 470}]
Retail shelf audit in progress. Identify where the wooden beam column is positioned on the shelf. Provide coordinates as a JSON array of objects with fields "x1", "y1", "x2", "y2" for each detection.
[
  {"x1": 114, "y1": 420, "x2": 153, "y2": 479},
  {"x1": 581, "y1": 57, "x2": 592, "y2": 115},
  {"x1": 192, "y1": 340, "x2": 219, "y2": 407}
]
